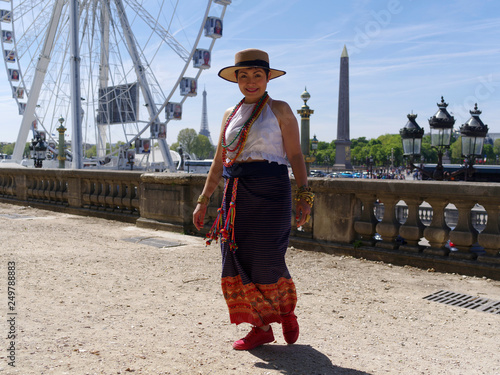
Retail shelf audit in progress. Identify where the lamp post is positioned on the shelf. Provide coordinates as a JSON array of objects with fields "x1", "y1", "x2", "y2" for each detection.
[
  {"x1": 459, "y1": 103, "x2": 488, "y2": 180},
  {"x1": 29, "y1": 133, "x2": 47, "y2": 168},
  {"x1": 311, "y1": 134, "x2": 318, "y2": 155},
  {"x1": 401, "y1": 100, "x2": 488, "y2": 181},
  {"x1": 428, "y1": 96, "x2": 455, "y2": 180},
  {"x1": 297, "y1": 88, "x2": 314, "y2": 175},
  {"x1": 310, "y1": 134, "x2": 318, "y2": 171},
  {"x1": 57, "y1": 116, "x2": 66, "y2": 168}
]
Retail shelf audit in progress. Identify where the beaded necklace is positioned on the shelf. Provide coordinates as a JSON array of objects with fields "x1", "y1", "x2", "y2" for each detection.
[{"x1": 221, "y1": 92, "x2": 269, "y2": 167}]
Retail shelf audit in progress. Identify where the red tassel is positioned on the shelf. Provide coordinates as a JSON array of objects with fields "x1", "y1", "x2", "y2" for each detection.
[
  {"x1": 205, "y1": 207, "x2": 223, "y2": 245},
  {"x1": 205, "y1": 178, "x2": 239, "y2": 253}
]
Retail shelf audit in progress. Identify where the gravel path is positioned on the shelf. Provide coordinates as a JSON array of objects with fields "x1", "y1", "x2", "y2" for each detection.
[{"x1": 0, "y1": 202, "x2": 499, "y2": 375}]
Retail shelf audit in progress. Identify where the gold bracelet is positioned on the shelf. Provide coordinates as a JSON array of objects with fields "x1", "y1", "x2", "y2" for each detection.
[
  {"x1": 295, "y1": 185, "x2": 314, "y2": 207},
  {"x1": 197, "y1": 194, "x2": 210, "y2": 205}
]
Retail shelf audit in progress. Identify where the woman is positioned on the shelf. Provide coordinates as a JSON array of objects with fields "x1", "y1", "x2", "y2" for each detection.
[{"x1": 193, "y1": 49, "x2": 313, "y2": 350}]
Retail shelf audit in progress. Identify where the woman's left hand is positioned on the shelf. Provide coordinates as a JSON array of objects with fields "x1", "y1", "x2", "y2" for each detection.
[{"x1": 295, "y1": 198, "x2": 311, "y2": 227}]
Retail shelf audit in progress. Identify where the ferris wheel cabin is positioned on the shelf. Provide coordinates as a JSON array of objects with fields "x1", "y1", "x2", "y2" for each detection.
[
  {"x1": 205, "y1": 17, "x2": 222, "y2": 39},
  {"x1": 180, "y1": 78, "x2": 197, "y2": 97},
  {"x1": 166, "y1": 102, "x2": 182, "y2": 120},
  {"x1": 193, "y1": 49, "x2": 211, "y2": 69}
]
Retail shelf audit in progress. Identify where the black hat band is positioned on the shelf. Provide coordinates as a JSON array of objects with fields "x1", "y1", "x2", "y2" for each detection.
[{"x1": 234, "y1": 59, "x2": 270, "y2": 69}]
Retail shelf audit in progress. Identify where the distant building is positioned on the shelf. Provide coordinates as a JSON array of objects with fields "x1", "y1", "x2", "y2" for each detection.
[{"x1": 486, "y1": 133, "x2": 500, "y2": 144}]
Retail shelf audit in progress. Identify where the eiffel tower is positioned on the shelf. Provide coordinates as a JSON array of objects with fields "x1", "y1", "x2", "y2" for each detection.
[{"x1": 199, "y1": 88, "x2": 213, "y2": 144}]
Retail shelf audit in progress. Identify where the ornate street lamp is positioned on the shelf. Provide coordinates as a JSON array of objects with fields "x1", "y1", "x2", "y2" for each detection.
[
  {"x1": 428, "y1": 96, "x2": 455, "y2": 180},
  {"x1": 311, "y1": 135, "x2": 318, "y2": 154},
  {"x1": 400, "y1": 113, "x2": 429, "y2": 178},
  {"x1": 461, "y1": 104, "x2": 488, "y2": 160},
  {"x1": 29, "y1": 133, "x2": 47, "y2": 168},
  {"x1": 310, "y1": 135, "x2": 319, "y2": 169},
  {"x1": 400, "y1": 113, "x2": 424, "y2": 158},
  {"x1": 459, "y1": 103, "x2": 488, "y2": 180}
]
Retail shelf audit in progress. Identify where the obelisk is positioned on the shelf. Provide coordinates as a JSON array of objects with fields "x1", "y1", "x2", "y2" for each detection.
[{"x1": 333, "y1": 45, "x2": 353, "y2": 171}]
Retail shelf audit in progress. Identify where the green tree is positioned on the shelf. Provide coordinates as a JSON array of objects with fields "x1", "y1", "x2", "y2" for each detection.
[
  {"x1": 450, "y1": 137, "x2": 462, "y2": 163},
  {"x1": 177, "y1": 128, "x2": 198, "y2": 156},
  {"x1": 170, "y1": 141, "x2": 180, "y2": 151},
  {"x1": 192, "y1": 134, "x2": 214, "y2": 159},
  {"x1": 494, "y1": 139, "x2": 500, "y2": 156},
  {"x1": 483, "y1": 144, "x2": 495, "y2": 164},
  {"x1": 171, "y1": 129, "x2": 214, "y2": 159},
  {"x1": 85, "y1": 145, "x2": 97, "y2": 158},
  {"x1": 317, "y1": 141, "x2": 329, "y2": 151},
  {"x1": 0, "y1": 142, "x2": 32, "y2": 158},
  {"x1": 1, "y1": 143, "x2": 14, "y2": 155},
  {"x1": 315, "y1": 148, "x2": 335, "y2": 166}
]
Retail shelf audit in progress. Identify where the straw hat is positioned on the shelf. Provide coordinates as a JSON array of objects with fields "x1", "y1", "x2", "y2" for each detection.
[{"x1": 218, "y1": 48, "x2": 286, "y2": 83}]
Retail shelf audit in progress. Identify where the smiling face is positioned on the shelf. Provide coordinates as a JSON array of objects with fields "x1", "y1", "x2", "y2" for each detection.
[{"x1": 236, "y1": 67, "x2": 270, "y2": 103}]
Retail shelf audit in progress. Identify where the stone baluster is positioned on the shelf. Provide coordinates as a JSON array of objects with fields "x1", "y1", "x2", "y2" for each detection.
[
  {"x1": 35, "y1": 178, "x2": 42, "y2": 200},
  {"x1": 375, "y1": 196, "x2": 401, "y2": 249},
  {"x1": 122, "y1": 183, "x2": 132, "y2": 210},
  {"x1": 30, "y1": 177, "x2": 38, "y2": 200},
  {"x1": 399, "y1": 197, "x2": 425, "y2": 252},
  {"x1": 131, "y1": 184, "x2": 140, "y2": 212},
  {"x1": 423, "y1": 199, "x2": 450, "y2": 256},
  {"x1": 49, "y1": 178, "x2": 57, "y2": 201},
  {"x1": 477, "y1": 203, "x2": 500, "y2": 264},
  {"x1": 82, "y1": 179, "x2": 92, "y2": 208},
  {"x1": 0, "y1": 175, "x2": 5, "y2": 195},
  {"x1": 97, "y1": 181, "x2": 107, "y2": 208},
  {"x1": 26, "y1": 176, "x2": 34, "y2": 199},
  {"x1": 44, "y1": 178, "x2": 51, "y2": 200},
  {"x1": 114, "y1": 182, "x2": 124, "y2": 210},
  {"x1": 90, "y1": 181, "x2": 100, "y2": 207},
  {"x1": 449, "y1": 201, "x2": 478, "y2": 260},
  {"x1": 105, "y1": 181, "x2": 115, "y2": 210},
  {"x1": 354, "y1": 193, "x2": 378, "y2": 246}
]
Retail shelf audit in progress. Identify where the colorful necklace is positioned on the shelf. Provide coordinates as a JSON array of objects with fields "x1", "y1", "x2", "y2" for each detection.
[{"x1": 222, "y1": 92, "x2": 269, "y2": 167}]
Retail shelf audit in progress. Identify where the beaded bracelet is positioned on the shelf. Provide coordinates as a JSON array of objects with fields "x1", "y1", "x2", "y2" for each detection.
[
  {"x1": 197, "y1": 194, "x2": 210, "y2": 205},
  {"x1": 295, "y1": 185, "x2": 314, "y2": 207}
]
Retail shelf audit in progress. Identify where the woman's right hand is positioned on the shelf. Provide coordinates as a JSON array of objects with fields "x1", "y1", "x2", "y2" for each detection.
[{"x1": 193, "y1": 203, "x2": 207, "y2": 231}]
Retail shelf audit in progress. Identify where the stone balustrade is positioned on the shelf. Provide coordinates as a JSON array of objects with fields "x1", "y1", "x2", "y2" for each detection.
[
  {"x1": 0, "y1": 167, "x2": 498, "y2": 279},
  {"x1": 0, "y1": 167, "x2": 142, "y2": 222}
]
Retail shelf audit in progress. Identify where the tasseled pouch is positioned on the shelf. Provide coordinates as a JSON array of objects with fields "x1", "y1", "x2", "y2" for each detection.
[{"x1": 206, "y1": 177, "x2": 239, "y2": 253}]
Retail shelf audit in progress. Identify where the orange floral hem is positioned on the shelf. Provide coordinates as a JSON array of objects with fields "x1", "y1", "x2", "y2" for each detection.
[{"x1": 221, "y1": 275, "x2": 297, "y2": 326}]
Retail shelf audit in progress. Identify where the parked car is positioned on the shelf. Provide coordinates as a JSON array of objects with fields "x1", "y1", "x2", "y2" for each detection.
[
  {"x1": 339, "y1": 171, "x2": 353, "y2": 178},
  {"x1": 310, "y1": 170, "x2": 326, "y2": 177}
]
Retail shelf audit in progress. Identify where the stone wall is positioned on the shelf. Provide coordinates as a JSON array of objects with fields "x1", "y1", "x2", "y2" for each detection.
[{"x1": 0, "y1": 167, "x2": 498, "y2": 279}]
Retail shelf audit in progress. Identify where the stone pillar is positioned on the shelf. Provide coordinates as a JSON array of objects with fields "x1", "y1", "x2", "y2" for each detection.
[
  {"x1": 297, "y1": 88, "x2": 314, "y2": 176},
  {"x1": 57, "y1": 116, "x2": 66, "y2": 169}
]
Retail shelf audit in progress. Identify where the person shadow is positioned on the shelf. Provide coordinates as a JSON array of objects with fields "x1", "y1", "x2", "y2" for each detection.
[{"x1": 249, "y1": 344, "x2": 372, "y2": 375}]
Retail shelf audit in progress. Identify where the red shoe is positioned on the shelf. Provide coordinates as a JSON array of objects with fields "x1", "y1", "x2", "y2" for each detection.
[
  {"x1": 232, "y1": 326, "x2": 274, "y2": 350},
  {"x1": 281, "y1": 312, "x2": 299, "y2": 344}
]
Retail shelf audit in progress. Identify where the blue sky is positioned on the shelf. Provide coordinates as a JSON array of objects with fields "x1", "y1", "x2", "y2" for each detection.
[{"x1": 0, "y1": 0, "x2": 499, "y2": 148}]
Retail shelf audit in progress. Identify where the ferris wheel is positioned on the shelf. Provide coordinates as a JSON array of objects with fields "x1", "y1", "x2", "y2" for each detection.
[{"x1": 0, "y1": 0, "x2": 230, "y2": 170}]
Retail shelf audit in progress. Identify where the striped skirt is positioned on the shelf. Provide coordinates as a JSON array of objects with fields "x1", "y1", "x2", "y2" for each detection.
[{"x1": 220, "y1": 161, "x2": 297, "y2": 326}]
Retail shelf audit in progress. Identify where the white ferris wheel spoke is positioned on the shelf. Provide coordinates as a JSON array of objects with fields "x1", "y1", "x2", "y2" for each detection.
[{"x1": 2, "y1": 0, "x2": 231, "y2": 169}]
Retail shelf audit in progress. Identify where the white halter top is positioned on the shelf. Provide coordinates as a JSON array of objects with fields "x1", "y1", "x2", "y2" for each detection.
[{"x1": 224, "y1": 101, "x2": 287, "y2": 165}]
